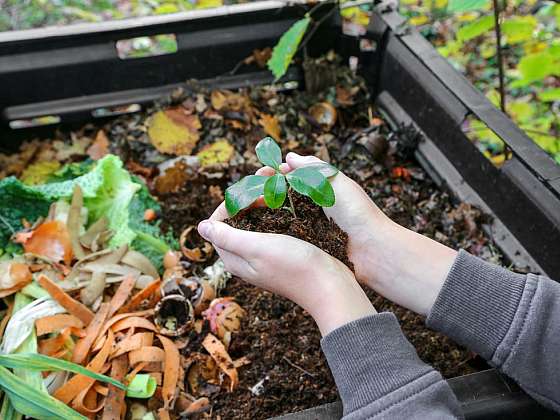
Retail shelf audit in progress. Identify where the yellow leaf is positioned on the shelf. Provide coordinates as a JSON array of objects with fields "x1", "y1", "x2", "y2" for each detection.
[
  {"x1": 148, "y1": 108, "x2": 201, "y2": 156},
  {"x1": 258, "y1": 114, "x2": 281, "y2": 140},
  {"x1": 341, "y1": 7, "x2": 370, "y2": 26},
  {"x1": 196, "y1": 139, "x2": 234, "y2": 167},
  {"x1": 456, "y1": 12, "x2": 479, "y2": 22},
  {"x1": 409, "y1": 15, "x2": 430, "y2": 26},
  {"x1": 196, "y1": 0, "x2": 223, "y2": 9},
  {"x1": 20, "y1": 161, "x2": 61, "y2": 185}
]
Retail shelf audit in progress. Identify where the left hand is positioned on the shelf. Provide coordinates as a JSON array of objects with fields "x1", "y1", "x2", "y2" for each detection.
[{"x1": 197, "y1": 218, "x2": 376, "y2": 336}]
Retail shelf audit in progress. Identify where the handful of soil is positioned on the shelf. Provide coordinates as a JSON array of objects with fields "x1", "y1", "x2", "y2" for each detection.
[{"x1": 226, "y1": 193, "x2": 354, "y2": 270}]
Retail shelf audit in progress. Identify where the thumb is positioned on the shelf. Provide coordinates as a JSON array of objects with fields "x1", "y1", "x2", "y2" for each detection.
[
  {"x1": 197, "y1": 220, "x2": 257, "y2": 257},
  {"x1": 285, "y1": 152, "x2": 324, "y2": 170}
]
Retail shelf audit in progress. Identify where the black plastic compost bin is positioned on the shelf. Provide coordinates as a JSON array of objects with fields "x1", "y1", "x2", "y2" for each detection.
[{"x1": 0, "y1": 2, "x2": 558, "y2": 419}]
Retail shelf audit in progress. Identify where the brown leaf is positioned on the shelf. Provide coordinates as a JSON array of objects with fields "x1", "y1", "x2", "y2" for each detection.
[
  {"x1": 54, "y1": 137, "x2": 91, "y2": 161},
  {"x1": 211, "y1": 90, "x2": 250, "y2": 112},
  {"x1": 336, "y1": 86, "x2": 355, "y2": 106},
  {"x1": 87, "y1": 130, "x2": 110, "y2": 160},
  {"x1": 253, "y1": 47, "x2": 272, "y2": 68},
  {"x1": 258, "y1": 114, "x2": 281, "y2": 140},
  {"x1": 148, "y1": 108, "x2": 201, "y2": 155},
  {"x1": 154, "y1": 161, "x2": 189, "y2": 194}
]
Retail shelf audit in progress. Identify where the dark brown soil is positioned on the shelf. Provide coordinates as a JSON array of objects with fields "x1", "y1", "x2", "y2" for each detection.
[{"x1": 226, "y1": 193, "x2": 353, "y2": 270}]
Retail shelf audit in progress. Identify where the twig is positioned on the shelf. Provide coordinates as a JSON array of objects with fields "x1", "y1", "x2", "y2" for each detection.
[
  {"x1": 492, "y1": 0, "x2": 507, "y2": 114},
  {"x1": 282, "y1": 356, "x2": 316, "y2": 377}
]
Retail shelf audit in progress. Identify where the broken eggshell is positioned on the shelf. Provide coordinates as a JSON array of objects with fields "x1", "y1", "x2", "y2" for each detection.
[
  {"x1": 202, "y1": 298, "x2": 245, "y2": 340},
  {"x1": 161, "y1": 276, "x2": 216, "y2": 315},
  {"x1": 154, "y1": 294, "x2": 194, "y2": 336},
  {"x1": 180, "y1": 226, "x2": 213, "y2": 262}
]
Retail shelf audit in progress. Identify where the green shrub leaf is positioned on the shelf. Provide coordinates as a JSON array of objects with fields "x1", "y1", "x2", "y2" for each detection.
[
  {"x1": 286, "y1": 167, "x2": 335, "y2": 207},
  {"x1": 457, "y1": 15, "x2": 494, "y2": 43},
  {"x1": 538, "y1": 88, "x2": 560, "y2": 102},
  {"x1": 255, "y1": 137, "x2": 282, "y2": 170},
  {"x1": 225, "y1": 175, "x2": 268, "y2": 216},
  {"x1": 267, "y1": 17, "x2": 311, "y2": 81},
  {"x1": 264, "y1": 174, "x2": 287, "y2": 209},
  {"x1": 448, "y1": 0, "x2": 489, "y2": 13},
  {"x1": 502, "y1": 16, "x2": 537, "y2": 44}
]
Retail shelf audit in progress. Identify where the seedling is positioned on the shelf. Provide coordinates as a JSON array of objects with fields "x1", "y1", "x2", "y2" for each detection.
[{"x1": 225, "y1": 137, "x2": 338, "y2": 217}]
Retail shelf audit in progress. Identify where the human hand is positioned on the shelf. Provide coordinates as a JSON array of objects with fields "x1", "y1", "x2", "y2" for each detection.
[
  {"x1": 281, "y1": 153, "x2": 458, "y2": 317},
  {"x1": 197, "y1": 219, "x2": 376, "y2": 336}
]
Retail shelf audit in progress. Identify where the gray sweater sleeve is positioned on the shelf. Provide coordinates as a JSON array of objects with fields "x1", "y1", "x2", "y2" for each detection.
[
  {"x1": 321, "y1": 250, "x2": 560, "y2": 418},
  {"x1": 321, "y1": 313, "x2": 462, "y2": 419},
  {"x1": 427, "y1": 250, "x2": 560, "y2": 412}
]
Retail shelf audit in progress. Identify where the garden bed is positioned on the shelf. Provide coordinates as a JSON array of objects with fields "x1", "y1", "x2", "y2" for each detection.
[{"x1": 0, "y1": 57, "x2": 505, "y2": 418}]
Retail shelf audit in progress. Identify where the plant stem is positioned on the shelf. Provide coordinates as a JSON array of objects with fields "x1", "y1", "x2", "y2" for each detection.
[
  {"x1": 492, "y1": 0, "x2": 506, "y2": 114},
  {"x1": 287, "y1": 188, "x2": 297, "y2": 219}
]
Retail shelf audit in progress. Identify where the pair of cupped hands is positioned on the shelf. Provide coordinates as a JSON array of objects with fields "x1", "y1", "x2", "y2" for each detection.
[{"x1": 198, "y1": 153, "x2": 458, "y2": 336}]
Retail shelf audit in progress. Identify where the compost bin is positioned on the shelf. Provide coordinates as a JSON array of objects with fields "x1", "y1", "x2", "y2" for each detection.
[{"x1": 0, "y1": 1, "x2": 559, "y2": 419}]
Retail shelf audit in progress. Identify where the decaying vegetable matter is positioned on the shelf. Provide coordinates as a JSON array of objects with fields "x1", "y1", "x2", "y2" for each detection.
[{"x1": 0, "y1": 155, "x2": 245, "y2": 418}]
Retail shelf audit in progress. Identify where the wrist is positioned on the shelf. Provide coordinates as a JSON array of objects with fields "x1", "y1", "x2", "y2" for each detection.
[
  {"x1": 357, "y1": 221, "x2": 457, "y2": 316},
  {"x1": 305, "y1": 258, "x2": 377, "y2": 336}
]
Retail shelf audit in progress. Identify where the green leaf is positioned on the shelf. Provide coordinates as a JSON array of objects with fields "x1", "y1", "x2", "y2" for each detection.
[
  {"x1": 502, "y1": 16, "x2": 537, "y2": 44},
  {"x1": 0, "y1": 354, "x2": 125, "y2": 390},
  {"x1": 0, "y1": 365, "x2": 87, "y2": 420},
  {"x1": 225, "y1": 175, "x2": 268, "y2": 216},
  {"x1": 267, "y1": 17, "x2": 311, "y2": 81},
  {"x1": 456, "y1": 15, "x2": 494, "y2": 42},
  {"x1": 255, "y1": 137, "x2": 282, "y2": 170},
  {"x1": 448, "y1": 0, "x2": 489, "y2": 13},
  {"x1": 538, "y1": 88, "x2": 560, "y2": 102},
  {"x1": 305, "y1": 163, "x2": 339, "y2": 178},
  {"x1": 286, "y1": 167, "x2": 335, "y2": 207},
  {"x1": 514, "y1": 52, "x2": 560, "y2": 86},
  {"x1": 264, "y1": 174, "x2": 287, "y2": 209},
  {"x1": 126, "y1": 374, "x2": 157, "y2": 398}
]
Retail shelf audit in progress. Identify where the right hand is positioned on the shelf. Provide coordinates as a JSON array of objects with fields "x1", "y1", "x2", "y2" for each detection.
[{"x1": 282, "y1": 153, "x2": 458, "y2": 317}]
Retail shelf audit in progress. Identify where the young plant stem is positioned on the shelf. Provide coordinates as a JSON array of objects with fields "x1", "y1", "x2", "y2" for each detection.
[
  {"x1": 492, "y1": 0, "x2": 506, "y2": 114},
  {"x1": 287, "y1": 188, "x2": 298, "y2": 219}
]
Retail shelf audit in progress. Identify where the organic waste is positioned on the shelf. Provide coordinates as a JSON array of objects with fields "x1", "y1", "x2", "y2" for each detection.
[{"x1": 0, "y1": 55, "x2": 509, "y2": 419}]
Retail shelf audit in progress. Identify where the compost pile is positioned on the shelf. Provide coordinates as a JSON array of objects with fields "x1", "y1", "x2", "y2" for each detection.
[{"x1": 0, "y1": 56, "x2": 504, "y2": 419}]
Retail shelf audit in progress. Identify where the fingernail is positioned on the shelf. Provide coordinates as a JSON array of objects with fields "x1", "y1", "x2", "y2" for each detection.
[{"x1": 198, "y1": 220, "x2": 213, "y2": 240}]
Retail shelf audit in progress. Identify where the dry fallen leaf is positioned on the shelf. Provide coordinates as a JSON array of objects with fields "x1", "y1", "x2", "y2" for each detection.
[
  {"x1": 196, "y1": 139, "x2": 234, "y2": 167},
  {"x1": 19, "y1": 161, "x2": 61, "y2": 185},
  {"x1": 53, "y1": 137, "x2": 91, "y2": 161},
  {"x1": 253, "y1": 47, "x2": 272, "y2": 68},
  {"x1": 148, "y1": 108, "x2": 201, "y2": 155},
  {"x1": 87, "y1": 130, "x2": 110, "y2": 160},
  {"x1": 154, "y1": 161, "x2": 189, "y2": 195},
  {"x1": 210, "y1": 90, "x2": 249, "y2": 112},
  {"x1": 258, "y1": 114, "x2": 281, "y2": 140}
]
